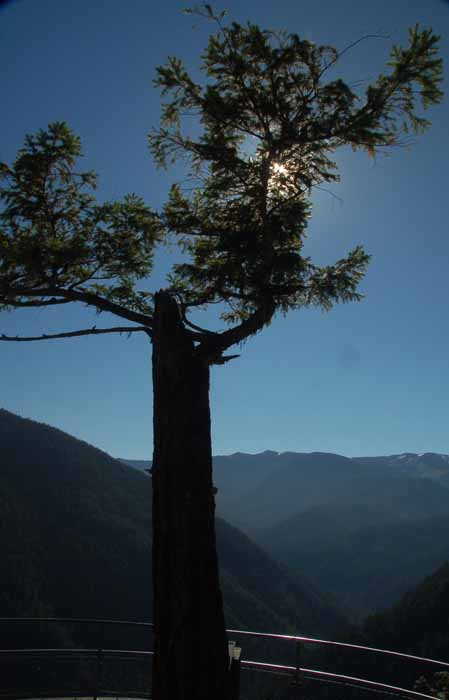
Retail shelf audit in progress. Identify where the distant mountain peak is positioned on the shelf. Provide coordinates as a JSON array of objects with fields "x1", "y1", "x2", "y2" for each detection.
[{"x1": 219, "y1": 449, "x2": 280, "y2": 459}]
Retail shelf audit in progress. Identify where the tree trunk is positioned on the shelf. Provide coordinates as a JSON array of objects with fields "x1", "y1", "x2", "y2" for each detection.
[{"x1": 151, "y1": 290, "x2": 230, "y2": 700}]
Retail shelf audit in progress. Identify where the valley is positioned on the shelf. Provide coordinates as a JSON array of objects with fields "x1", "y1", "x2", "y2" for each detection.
[{"x1": 3, "y1": 407, "x2": 449, "y2": 675}]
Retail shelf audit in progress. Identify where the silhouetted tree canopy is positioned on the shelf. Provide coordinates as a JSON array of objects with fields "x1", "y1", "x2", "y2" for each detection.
[
  {"x1": 0, "y1": 11, "x2": 443, "y2": 699},
  {"x1": 0, "y1": 12, "x2": 442, "y2": 353}
]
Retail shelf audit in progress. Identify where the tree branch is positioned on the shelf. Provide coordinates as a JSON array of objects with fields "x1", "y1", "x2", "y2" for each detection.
[
  {"x1": 197, "y1": 297, "x2": 276, "y2": 358},
  {"x1": 322, "y1": 34, "x2": 390, "y2": 78},
  {"x1": 4, "y1": 298, "x2": 71, "y2": 308},
  {"x1": 2, "y1": 285, "x2": 153, "y2": 326},
  {"x1": 0, "y1": 326, "x2": 152, "y2": 342},
  {"x1": 59, "y1": 287, "x2": 153, "y2": 325}
]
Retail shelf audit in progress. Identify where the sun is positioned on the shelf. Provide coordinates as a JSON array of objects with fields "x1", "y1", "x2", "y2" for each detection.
[
  {"x1": 271, "y1": 162, "x2": 289, "y2": 177},
  {"x1": 268, "y1": 161, "x2": 291, "y2": 195}
]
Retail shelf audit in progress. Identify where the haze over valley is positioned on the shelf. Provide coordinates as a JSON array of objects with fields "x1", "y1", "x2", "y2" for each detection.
[
  {"x1": 3, "y1": 407, "x2": 449, "y2": 630},
  {"x1": 3, "y1": 407, "x2": 449, "y2": 696}
]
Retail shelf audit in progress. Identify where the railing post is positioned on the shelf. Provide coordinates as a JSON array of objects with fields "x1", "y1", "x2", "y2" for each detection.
[
  {"x1": 93, "y1": 619, "x2": 105, "y2": 700},
  {"x1": 228, "y1": 641, "x2": 242, "y2": 700},
  {"x1": 292, "y1": 639, "x2": 302, "y2": 691},
  {"x1": 230, "y1": 656, "x2": 241, "y2": 700},
  {"x1": 93, "y1": 648, "x2": 103, "y2": 700}
]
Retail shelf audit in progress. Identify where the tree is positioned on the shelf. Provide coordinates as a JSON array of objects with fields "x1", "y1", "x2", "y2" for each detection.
[
  {"x1": 415, "y1": 672, "x2": 449, "y2": 699},
  {"x1": 0, "y1": 8, "x2": 443, "y2": 700}
]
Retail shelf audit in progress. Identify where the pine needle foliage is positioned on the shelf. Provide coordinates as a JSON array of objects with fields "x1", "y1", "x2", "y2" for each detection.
[
  {"x1": 149, "y1": 8, "x2": 442, "y2": 335},
  {"x1": 0, "y1": 122, "x2": 161, "y2": 320},
  {"x1": 0, "y1": 9, "x2": 443, "y2": 355}
]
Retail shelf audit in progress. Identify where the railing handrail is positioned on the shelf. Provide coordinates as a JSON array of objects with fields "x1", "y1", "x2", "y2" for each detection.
[
  {"x1": 0, "y1": 648, "x2": 153, "y2": 655},
  {"x1": 1, "y1": 617, "x2": 447, "y2": 700},
  {"x1": 227, "y1": 627, "x2": 449, "y2": 670},
  {"x1": 0, "y1": 617, "x2": 153, "y2": 627},
  {"x1": 0, "y1": 647, "x2": 441, "y2": 700},
  {"x1": 2, "y1": 617, "x2": 448, "y2": 671},
  {"x1": 242, "y1": 660, "x2": 440, "y2": 700}
]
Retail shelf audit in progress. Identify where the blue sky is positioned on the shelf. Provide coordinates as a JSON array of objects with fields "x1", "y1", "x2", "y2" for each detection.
[{"x1": 1, "y1": 0, "x2": 448, "y2": 459}]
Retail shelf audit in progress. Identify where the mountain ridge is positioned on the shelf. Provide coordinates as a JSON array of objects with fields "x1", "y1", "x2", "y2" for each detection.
[
  {"x1": 0, "y1": 407, "x2": 345, "y2": 637},
  {"x1": 120, "y1": 449, "x2": 449, "y2": 490},
  {"x1": 4, "y1": 407, "x2": 448, "y2": 628}
]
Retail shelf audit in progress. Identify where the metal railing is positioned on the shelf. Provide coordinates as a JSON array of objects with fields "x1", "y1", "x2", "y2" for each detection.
[
  {"x1": 0, "y1": 647, "x2": 152, "y2": 699},
  {"x1": 0, "y1": 617, "x2": 447, "y2": 700},
  {"x1": 226, "y1": 627, "x2": 449, "y2": 700}
]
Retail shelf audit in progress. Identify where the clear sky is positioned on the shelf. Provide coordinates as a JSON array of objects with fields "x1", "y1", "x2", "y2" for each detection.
[{"x1": 1, "y1": 0, "x2": 449, "y2": 459}]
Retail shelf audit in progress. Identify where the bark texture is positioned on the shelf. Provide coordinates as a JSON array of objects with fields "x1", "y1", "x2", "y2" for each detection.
[{"x1": 151, "y1": 290, "x2": 230, "y2": 700}]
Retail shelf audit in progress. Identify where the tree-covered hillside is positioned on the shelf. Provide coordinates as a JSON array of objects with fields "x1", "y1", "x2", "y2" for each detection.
[
  {"x1": 257, "y1": 506, "x2": 449, "y2": 618},
  {"x1": 0, "y1": 409, "x2": 345, "y2": 643},
  {"x1": 356, "y1": 561, "x2": 449, "y2": 661},
  {"x1": 321, "y1": 563, "x2": 449, "y2": 691}
]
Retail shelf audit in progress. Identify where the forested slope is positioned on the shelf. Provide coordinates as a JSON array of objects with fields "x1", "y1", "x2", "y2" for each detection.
[
  {"x1": 319, "y1": 563, "x2": 449, "y2": 692},
  {"x1": 0, "y1": 409, "x2": 345, "y2": 641},
  {"x1": 257, "y1": 505, "x2": 449, "y2": 617}
]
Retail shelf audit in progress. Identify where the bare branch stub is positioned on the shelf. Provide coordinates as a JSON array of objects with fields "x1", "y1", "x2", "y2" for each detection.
[{"x1": 0, "y1": 326, "x2": 152, "y2": 342}]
